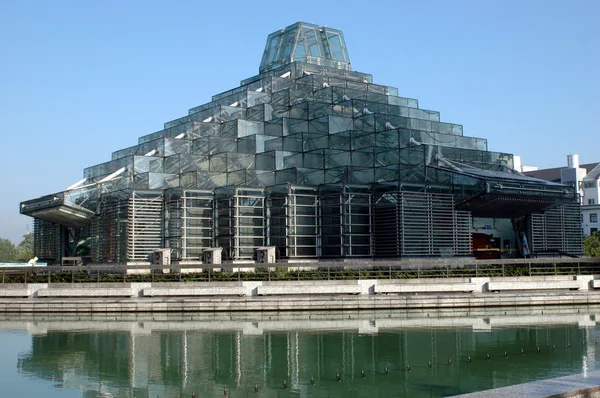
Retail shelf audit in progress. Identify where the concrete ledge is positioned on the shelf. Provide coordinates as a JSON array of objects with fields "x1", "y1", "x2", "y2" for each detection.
[
  {"x1": 489, "y1": 275, "x2": 575, "y2": 282},
  {"x1": 378, "y1": 277, "x2": 472, "y2": 284},
  {"x1": 256, "y1": 285, "x2": 361, "y2": 296},
  {"x1": 487, "y1": 281, "x2": 580, "y2": 292},
  {"x1": 151, "y1": 282, "x2": 243, "y2": 288},
  {"x1": 36, "y1": 288, "x2": 134, "y2": 298},
  {"x1": 590, "y1": 280, "x2": 600, "y2": 289},
  {"x1": 0, "y1": 289, "x2": 31, "y2": 298},
  {"x1": 46, "y1": 283, "x2": 132, "y2": 289},
  {"x1": 261, "y1": 280, "x2": 359, "y2": 286},
  {"x1": 375, "y1": 283, "x2": 477, "y2": 294},
  {"x1": 143, "y1": 287, "x2": 246, "y2": 297}
]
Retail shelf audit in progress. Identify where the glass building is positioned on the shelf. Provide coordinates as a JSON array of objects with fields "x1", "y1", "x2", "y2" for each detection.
[{"x1": 20, "y1": 22, "x2": 582, "y2": 264}]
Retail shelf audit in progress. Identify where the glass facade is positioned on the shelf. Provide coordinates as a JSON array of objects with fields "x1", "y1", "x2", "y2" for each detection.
[{"x1": 20, "y1": 22, "x2": 582, "y2": 264}]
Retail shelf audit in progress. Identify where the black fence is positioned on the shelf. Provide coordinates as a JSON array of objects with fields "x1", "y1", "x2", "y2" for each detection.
[{"x1": 1, "y1": 258, "x2": 600, "y2": 284}]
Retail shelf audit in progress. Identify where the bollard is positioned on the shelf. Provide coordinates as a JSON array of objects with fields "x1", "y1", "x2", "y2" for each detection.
[
  {"x1": 255, "y1": 384, "x2": 258, "y2": 393},
  {"x1": 448, "y1": 359, "x2": 452, "y2": 366},
  {"x1": 467, "y1": 356, "x2": 472, "y2": 363},
  {"x1": 384, "y1": 367, "x2": 389, "y2": 375},
  {"x1": 406, "y1": 364, "x2": 411, "y2": 372},
  {"x1": 311, "y1": 376, "x2": 315, "y2": 385},
  {"x1": 283, "y1": 380, "x2": 287, "y2": 389},
  {"x1": 361, "y1": 370, "x2": 365, "y2": 378},
  {"x1": 504, "y1": 351, "x2": 508, "y2": 358},
  {"x1": 486, "y1": 353, "x2": 491, "y2": 360},
  {"x1": 428, "y1": 361, "x2": 432, "y2": 368},
  {"x1": 336, "y1": 373, "x2": 341, "y2": 382},
  {"x1": 521, "y1": 348, "x2": 525, "y2": 356}
]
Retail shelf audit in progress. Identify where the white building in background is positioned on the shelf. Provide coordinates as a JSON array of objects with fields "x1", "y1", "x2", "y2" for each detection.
[
  {"x1": 513, "y1": 155, "x2": 539, "y2": 173},
  {"x1": 582, "y1": 163, "x2": 600, "y2": 235},
  {"x1": 525, "y1": 154, "x2": 600, "y2": 236}
]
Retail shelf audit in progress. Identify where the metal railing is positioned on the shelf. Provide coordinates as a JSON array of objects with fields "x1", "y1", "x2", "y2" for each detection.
[{"x1": 1, "y1": 258, "x2": 599, "y2": 284}]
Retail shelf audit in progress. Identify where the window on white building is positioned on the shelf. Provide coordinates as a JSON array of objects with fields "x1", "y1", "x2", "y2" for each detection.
[
  {"x1": 591, "y1": 213, "x2": 598, "y2": 223},
  {"x1": 590, "y1": 199, "x2": 596, "y2": 205}
]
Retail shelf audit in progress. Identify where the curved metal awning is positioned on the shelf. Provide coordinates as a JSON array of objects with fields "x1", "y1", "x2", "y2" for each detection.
[
  {"x1": 434, "y1": 158, "x2": 577, "y2": 218},
  {"x1": 20, "y1": 194, "x2": 94, "y2": 228}
]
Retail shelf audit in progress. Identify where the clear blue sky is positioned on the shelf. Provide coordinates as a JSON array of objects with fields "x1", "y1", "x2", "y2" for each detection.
[{"x1": 1, "y1": 0, "x2": 598, "y2": 244}]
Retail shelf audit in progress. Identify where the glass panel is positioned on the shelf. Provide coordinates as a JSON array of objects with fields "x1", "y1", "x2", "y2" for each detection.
[
  {"x1": 209, "y1": 154, "x2": 227, "y2": 172},
  {"x1": 276, "y1": 27, "x2": 297, "y2": 61},
  {"x1": 352, "y1": 149, "x2": 374, "y2": 168},
  {"x1": 263, "y1": 33, "x2": 280, "y2": 65},
  {"x1": 326, "y1": 150, "x2": 351, "y2": 168},
  {"x1": 256, "y1": 152, "x2": 275, "y2": 171},
  {"x1": 149, "y1": 173, "x2": 180, "y2": 189},
  {"x1": 304, "y1": 27, "x2": 322, "y2": 57},
  {"x1": 326, "y1": 32, "x2": 345, "y2": 62}
]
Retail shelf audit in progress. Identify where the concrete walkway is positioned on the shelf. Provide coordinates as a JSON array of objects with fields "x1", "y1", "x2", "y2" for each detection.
[{"x1": 453, "y1": 370, "x2": 600, "y2": 398}]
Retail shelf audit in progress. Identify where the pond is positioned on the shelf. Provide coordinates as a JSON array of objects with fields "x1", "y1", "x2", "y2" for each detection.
[{"x1": 1, "y1": 306, "x2": 598, "y2": 397}]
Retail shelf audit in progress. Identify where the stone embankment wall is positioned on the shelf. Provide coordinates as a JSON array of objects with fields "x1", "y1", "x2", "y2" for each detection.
[{"x1": 0, "y1": 275, "x2": 599, "y2": 312}]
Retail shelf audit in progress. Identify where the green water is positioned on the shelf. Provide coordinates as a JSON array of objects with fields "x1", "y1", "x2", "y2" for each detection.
[{"x1": 1, "y1": 309, "x2": 598, "y2": 397}]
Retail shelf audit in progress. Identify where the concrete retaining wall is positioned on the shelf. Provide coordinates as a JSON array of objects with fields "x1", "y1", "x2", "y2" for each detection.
[
  {"x1": 2, "y1": 276, "x2": 597, "y2": 299},
  {"x1": 0, "y1": 275, "x2": 599, "y2": 312},
  {"x1": 2, "y1": 291, "x2": 600, "y2": 313}
]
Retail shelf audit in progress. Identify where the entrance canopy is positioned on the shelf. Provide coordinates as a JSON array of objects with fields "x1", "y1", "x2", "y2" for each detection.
[
  {"x1": 20, "y1": 193, "x2": 94, "y2": 228},
  {"x1": 435, "y1": 158, "x2": 576, "y2": 218}
]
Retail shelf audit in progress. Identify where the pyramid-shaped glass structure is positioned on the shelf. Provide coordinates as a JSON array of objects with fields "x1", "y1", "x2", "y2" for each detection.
[{"x1": 21, "y1": 22, "x2": 582, "y2": 264}]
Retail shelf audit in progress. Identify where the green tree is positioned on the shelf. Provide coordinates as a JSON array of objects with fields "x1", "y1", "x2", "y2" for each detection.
[
  {"x1": 0, "y1": 238, "x2": 17, "y2": 262},
  {"x1": 15, "y1": 233, "x2": 34, "y2": 262},
  {"x1": 584, "y1": 232, "x2": 600, "y2": 257}
]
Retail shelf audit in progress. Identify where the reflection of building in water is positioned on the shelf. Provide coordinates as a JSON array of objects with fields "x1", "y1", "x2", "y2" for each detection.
[{"x1": 14, "y1": 316, "x2": 599, "y2": 397}]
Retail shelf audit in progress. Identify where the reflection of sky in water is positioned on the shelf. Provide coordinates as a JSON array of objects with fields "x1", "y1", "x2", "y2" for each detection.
[{"x1": 1, "y1": 310, "x2": 599, "y2": 398}]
